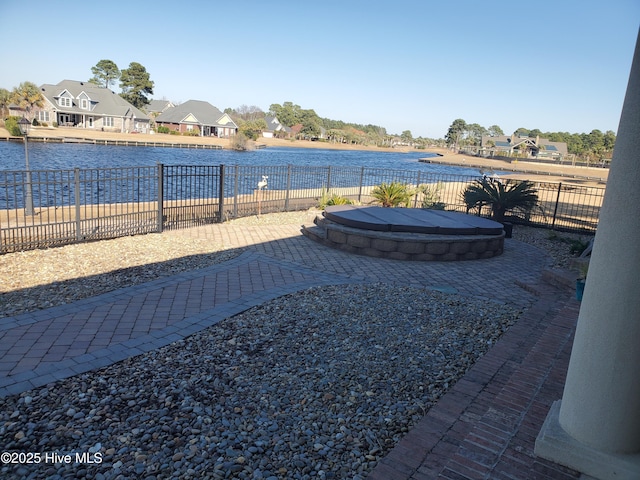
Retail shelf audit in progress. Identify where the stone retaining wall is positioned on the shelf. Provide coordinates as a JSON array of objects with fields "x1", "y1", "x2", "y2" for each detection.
[{"x1": 302, "y1": 217, "x2": 504, "y2": 261}]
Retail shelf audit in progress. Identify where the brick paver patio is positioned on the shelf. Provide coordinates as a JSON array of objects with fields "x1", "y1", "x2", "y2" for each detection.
[{"x1": 0, "y1": 222, "x2": 582, "y2": 478}]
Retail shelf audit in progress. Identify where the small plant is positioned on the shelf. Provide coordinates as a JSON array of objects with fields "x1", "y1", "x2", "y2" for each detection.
[
  {"x1": 569, "y1": 238, "x2": 590, "y2": 256},
  {"x1": 547, "y1": 232, "x2": 593, "y2": 257},
  {"x1": 318, "y1": 188, "x2": 353, "y2": 209},
  {"x1": 371, "y1": 181, "x2": 413, "y2": 207},
  {"x1": 428, "y1": 202, "x2": 447, "y2": 210},
  {"x1": 416, "y1": 182, "x2": 444, "y2": 209}
]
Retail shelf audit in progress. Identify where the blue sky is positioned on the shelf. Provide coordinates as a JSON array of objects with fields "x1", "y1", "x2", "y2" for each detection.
[{"x1": 1, "y1": 1, "x2": 638, "y2": 138}]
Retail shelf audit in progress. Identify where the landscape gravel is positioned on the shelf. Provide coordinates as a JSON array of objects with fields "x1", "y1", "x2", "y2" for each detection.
[
  {"x1": 0, "y1": 211, "x2": 592, "y2": 479},
  {"x1": 1, "y1": 284, "x2": 521, "y2": 479}
]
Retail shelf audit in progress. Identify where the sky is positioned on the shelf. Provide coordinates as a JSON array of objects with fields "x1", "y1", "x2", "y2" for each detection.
[{"x1": 0, "y1": 1, "x2": 638, "y2": 139}]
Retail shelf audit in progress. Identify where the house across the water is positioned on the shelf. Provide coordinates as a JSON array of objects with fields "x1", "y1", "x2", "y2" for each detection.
[
  {"x1": 37, "y1": 80, "x2": 150, "y2": 134},
  {"x1": 480, "y1": 134, "x2": 568, "y2": 160},
  {"x1": 154, "y1": 100, "x2": 238, "y2": 138}
]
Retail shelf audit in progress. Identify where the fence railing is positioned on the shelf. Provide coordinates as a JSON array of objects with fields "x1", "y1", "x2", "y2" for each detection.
[{"x1": 0, "y1": 164, "x2": 604, "y2": 253}]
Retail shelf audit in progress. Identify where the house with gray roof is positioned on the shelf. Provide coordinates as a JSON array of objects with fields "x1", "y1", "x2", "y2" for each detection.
[
  {"x1": 38, "y1": 80, "x2": 150, "y2": 133},
  {"x1": 145, "y1": 99, "x2": 175, "y2": 116},
  {"x1": 155, "y1": 100, "x2": 238, "y2": 138},
  {"x1": 262, "y1": 115, "x2": 291, "y2": 138},
  {"x1": 480, "y1": 134, "x2": 568, "y2": 160}
]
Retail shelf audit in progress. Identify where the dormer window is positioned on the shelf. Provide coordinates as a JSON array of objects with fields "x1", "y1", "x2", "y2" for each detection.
[
  {"x1": 59, "y1": 97, "x2": 72, "y2": 107},
  {"x1": 80, "y1": 98, "x2": 88, "y2": 110}
]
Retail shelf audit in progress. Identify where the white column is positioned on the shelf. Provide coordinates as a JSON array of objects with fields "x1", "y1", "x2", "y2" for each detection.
[{"x1": 535, "y1": 29, "x2": 640, "y2": 479}]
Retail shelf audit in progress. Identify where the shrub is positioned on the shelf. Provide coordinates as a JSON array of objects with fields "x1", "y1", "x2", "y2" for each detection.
[
  {"x1": 427, "y1": 202, "x2": 446, "y2": 210},
  {"x1": 5, "y1": 116, "x2": 21, "y2": 136},
  {"x1": 462, "y1": 177, "x2": 538, "y2": 223},
  {"x1": 318, "y1": 188, "x2": 353, "y2": 209},
  {"x1": 569, "y1": 238, "x2": 591, "y2": 256},
  {"x1": 231, "y1": 132, "x2": 253, "y2": 151},
  {"x1": 371, "y1": 181, "x2": 413, "y2": 207},
  {"x1": 417, "y1": 182, "x2": 444, "y2": 209},
  {"x1": 157, "y1": 125, "x2": 170, "y2": 134},
  {"x1": 4, "y1": 116, "x2": 22, "y2": 137}
]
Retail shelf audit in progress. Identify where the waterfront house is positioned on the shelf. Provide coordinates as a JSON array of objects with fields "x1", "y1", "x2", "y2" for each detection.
[
  {"x1": 145, "y1": 99, "x2": 175, "y2": 116},
  {"x1": 155, "y1": 100, "x2": 238, "y2": 138},
  {"x1": 144, "y1": 99, "x2": 175, "y2": 131},
  {"x1": 38, "y1": 80, "x2": 150, "y2": 133},
  {"x1": 480, "y1": 134, "x2": 568, "y2": 160},
  {"x1": 262, "y1": 115, "x2": 291, "y2": 138}
]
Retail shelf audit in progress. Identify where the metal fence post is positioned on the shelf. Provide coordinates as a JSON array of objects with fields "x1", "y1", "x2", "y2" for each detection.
[
  {"x1": 218, "y1": 164, "x2": 225, "y2": 223},
  {"x1": 551, "y1": 182, "x2": 562, "y2": 230},
  {"x1": 326, "y1": 166, "x2": 332, "y2": 192},
  {"x1": 358, "y1": 167, "x2": 365, "y2": 203},
  {"x1": 233, "y1": 165, "x2": 239, "y2": 219},
  {"x1": 157, "y1": 163, "x2": 164, "y2": 233},
  {"x1": 74, "y1": 168, "x2": 81, "y2": 241},
  {"x1": 285, "y1": 164, "x2": 292, "y2": 211},
  {"x1": 413, "y1": 171, "x2": 422, "y2": 208}
]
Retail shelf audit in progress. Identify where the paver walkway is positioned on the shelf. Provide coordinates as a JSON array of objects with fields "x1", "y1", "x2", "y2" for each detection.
[{"x1": 0, "y1": 222, "x2": 582, "y2": 478}]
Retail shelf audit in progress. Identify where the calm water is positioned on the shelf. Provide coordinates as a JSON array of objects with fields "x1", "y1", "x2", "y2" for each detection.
[
  {"x1": 0, "y1": 141, "x2": 484, "y2": 176},
  {"x1": 1, "y1": 142, "x2": 491, "y2": 209}
]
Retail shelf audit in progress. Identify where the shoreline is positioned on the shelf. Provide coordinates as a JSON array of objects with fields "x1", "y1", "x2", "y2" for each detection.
[{"x1": 0, "y1": 126, "x2": 607, "y2": 185}]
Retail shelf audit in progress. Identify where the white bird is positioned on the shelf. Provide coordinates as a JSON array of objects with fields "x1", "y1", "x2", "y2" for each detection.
[{"x1": 258, "y1": 175, "x2": 268, "y2": 189}]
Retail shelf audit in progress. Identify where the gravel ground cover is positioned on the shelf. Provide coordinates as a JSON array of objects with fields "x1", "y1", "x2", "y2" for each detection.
[
  {"x1": 1, "y1": 285, "x2": 520, "y2": 480},
  {"x1": 0, "y1": 211, "x2": 592, "y2": 479}
]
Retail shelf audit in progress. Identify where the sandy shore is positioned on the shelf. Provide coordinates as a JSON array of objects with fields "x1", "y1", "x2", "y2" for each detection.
[{"x1": 1, "y1": 126, "x2": 608, "y2": 185}]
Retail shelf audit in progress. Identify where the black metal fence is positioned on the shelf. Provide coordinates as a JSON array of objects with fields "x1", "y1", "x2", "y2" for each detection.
[{"x1": 0, "y1": 164, "x2": 604, "y2": 253}]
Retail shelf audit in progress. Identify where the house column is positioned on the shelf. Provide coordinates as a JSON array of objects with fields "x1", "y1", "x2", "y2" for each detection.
[{"x1": 535, "y1": 29, "x2": 640, "y2": 480}]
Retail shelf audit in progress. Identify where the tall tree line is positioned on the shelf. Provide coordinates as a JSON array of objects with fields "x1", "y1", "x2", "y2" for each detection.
[{"x1": 267, "y1": 101, "x2": 398, "y2": 146}]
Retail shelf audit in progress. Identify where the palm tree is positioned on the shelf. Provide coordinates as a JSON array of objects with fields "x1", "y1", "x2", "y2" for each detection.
[
  {"x1": 11, "y1": 82, "x2": 44, "y2": 121},
  {"x1": 462, "y1": 177, "x2": 538, "y2": 223}
]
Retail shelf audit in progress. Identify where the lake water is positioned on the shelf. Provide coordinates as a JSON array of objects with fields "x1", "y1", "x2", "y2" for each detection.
[
  {"x1": 1, "y1": 142, "x2": 491, "y2": 209},
  {"x1": 0, "y1": 141, "x2": 485, "y2": 177}
]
